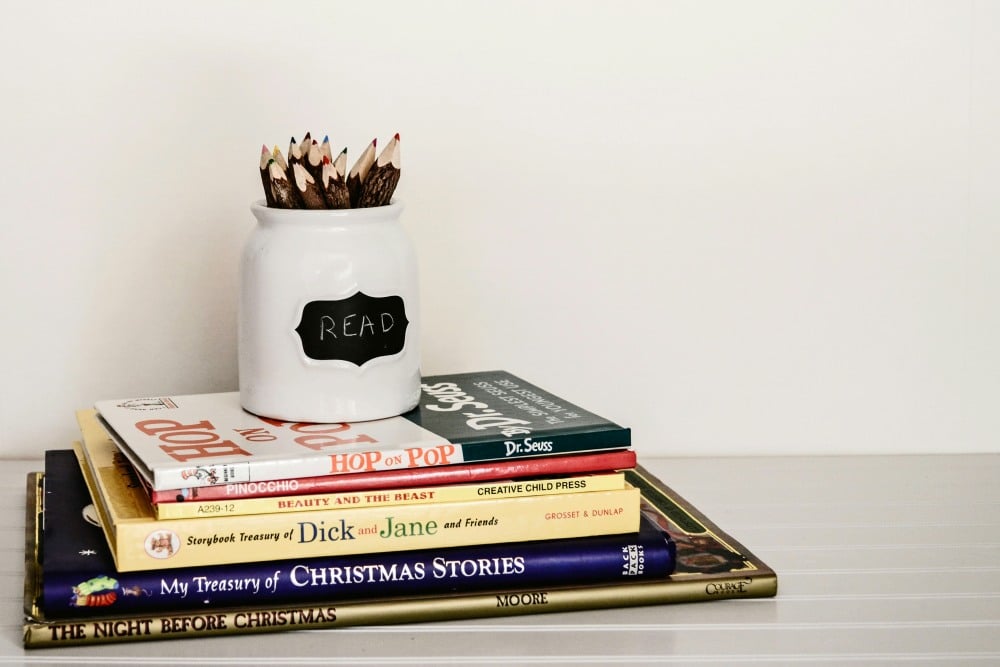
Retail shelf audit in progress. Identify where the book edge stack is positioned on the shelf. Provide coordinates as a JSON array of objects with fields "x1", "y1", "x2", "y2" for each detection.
[{"x1": 23, "y1": 371, "x2": 777, "y2": 648}]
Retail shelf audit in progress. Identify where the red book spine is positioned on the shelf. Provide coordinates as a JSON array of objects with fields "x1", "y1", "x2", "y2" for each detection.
[{"x1": 149, "y1": 450, "x2": 636, "y2": 504}]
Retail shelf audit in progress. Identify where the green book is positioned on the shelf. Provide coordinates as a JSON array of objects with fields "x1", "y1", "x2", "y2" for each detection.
[{"x1": 94, "y1": 371, "x2": 631, "y2": 491}]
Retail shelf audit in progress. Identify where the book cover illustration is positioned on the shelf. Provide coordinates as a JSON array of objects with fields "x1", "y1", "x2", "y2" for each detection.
[
  {"x1": 95, "y1": 371, "x2": 631, "y2": 491},
  {"x1": 23, "y1": 462, "x2": 777, "y2": 647},
  {"x1": 39, "y1": 451, "x2": 674, "y2": 618}
]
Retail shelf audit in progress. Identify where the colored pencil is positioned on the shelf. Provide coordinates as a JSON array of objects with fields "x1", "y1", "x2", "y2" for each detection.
[
  {"x1": 357, "y1": 133, "x2": 401, "y2": 207},
  {"x1": 287, "y1": 136, "x2": 305, "y2": 167},
  {"x1": 271, "y1": 145, "x2": 288, "y2": 173},
  {"x1": 347, "y1": 138, "x2": 377, "y2": 207},
  {"x1": 320, "y1": 135, "x2": 333, "y2": 162},
  {"x1": 259, "y1": 145, "x2": 276, "y2": 207},
  {"x1": 267, "y1": 160, "x2": 300, "y2": 209},
  {"x1": 304, "y1": 139, "x2": 325, "y2": 182},
  {"x1": 291, "y1": 162, "x2": 326, "y2": 209},
  {"x1": 321, "y1": 149, "x2": 351, "y2": 209}
]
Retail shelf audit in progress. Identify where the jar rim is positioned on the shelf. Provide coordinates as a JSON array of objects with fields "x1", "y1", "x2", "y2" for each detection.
[{"x1": 250, "y1": 199, "x2": 403, "y2": 223}]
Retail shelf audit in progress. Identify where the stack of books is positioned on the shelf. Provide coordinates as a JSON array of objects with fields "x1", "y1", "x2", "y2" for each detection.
[{"x1": 22, "y1": 370, "x2": 777, "y2": 648}]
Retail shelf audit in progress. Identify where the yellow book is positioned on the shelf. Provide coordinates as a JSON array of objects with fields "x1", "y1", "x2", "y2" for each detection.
[
  {"x1": 75, "y1": 411, "x2": 640, "y2": 573},
  {"x1": 155, "y1": 472, "x2": 627, "y2": 520}
]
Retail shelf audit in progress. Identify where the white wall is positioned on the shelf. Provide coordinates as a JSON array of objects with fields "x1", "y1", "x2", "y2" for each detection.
[{"x1": 1, "y1": 1, "x2": 997, "y2": 458}]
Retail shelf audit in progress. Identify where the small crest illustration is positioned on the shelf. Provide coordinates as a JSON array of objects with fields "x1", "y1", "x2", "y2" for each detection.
[
  {"x1": 181, "y1": 467, "x2": 219, "y2": 485},
  {"x1": 144, "y1": 530, "x2": 181, "y2": 560},
  {"x1": 117, "y1": 397, "x2": 178, "y2": 411}
]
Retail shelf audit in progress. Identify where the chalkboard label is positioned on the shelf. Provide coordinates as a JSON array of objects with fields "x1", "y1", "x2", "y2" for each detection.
[{"x1": 294, "y1": 293, "x2": 409, "y2": 365}]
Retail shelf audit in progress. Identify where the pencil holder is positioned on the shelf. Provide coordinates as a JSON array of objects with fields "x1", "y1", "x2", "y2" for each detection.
[{"x1": 239, "y1": 200, "x2": 420, "y2": 422}]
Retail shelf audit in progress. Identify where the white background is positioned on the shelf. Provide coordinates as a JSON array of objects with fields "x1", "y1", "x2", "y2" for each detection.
[{"x1": 1, "y1": 1, "x2": 997, "y2": 459}]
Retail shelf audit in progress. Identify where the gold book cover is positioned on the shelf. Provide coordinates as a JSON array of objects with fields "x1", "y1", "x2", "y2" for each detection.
[{"x1": 24, "y1": 464, "x2": 777, "y2": 648}]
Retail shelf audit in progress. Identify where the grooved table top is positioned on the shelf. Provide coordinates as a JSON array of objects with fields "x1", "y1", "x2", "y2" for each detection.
[{"x1": 1, "y1": 454, "x2": 997, "y2": 665}]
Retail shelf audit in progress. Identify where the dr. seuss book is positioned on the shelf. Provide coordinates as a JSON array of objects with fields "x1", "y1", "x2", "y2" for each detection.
[
  {"x1": 24, "y1": 463, "x2": 777, "y2": 648},
  {"x1": 94, "y1": 371, "x2": 631, "y2": 491},
  {"x1": 75, "y1": 411, "x2": 640, "y2": 572},
  {"x1": 38, "y1": 450, "x2": 674, "y2": 619},
  {"x1": 147, "y1": 449, "x2": 638, "y2": 506}
]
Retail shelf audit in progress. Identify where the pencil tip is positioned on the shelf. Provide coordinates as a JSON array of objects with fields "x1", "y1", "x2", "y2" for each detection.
[
  {"x1": 323, "y1": 135, "x2": 329, "y2": 142},
  {"x1": 340, "y1": 147, "x2": 348, "y2": 154},
  {"x1": 261, "y1": 144, "x2": 269, "y2": 154},
  {"x1": 394, "y1": 133, "x2": 400, "y2": 141}
]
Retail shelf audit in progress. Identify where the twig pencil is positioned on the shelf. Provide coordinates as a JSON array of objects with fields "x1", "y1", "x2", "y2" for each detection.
[
  {"x1": 347, "y1": 138, "x2": 377, "y2": 207},
  {"x1": 259, "y1": 145, "x2": 276, "y2": 207},
  {"x1": 292, "y1": 162, "x2": 327, "y2": 209},
  {"x1": 321, "y1": 149, "x2": 351, "y2": 209},
  {"x1": 357, "y1": 133, "x2": 401, "y2": 207},
  {"x1": 267, "y1": 160, "x2": 300, "y2": 208},
  {"x1": 305, "y1": 139, "x2": 325, "y2": 182},
  {"x1": 259, "y1": 133, "x2": 402, "y2": 209},
  {"x1": 287, "y1": 136, "x2": 305, "y2": 168},
  {"x1": 271, "y1": 145, "x2": 288, "y2": 173},
  {"x1": 298, "y1": 131, "x2": 314, "y2": 170}
]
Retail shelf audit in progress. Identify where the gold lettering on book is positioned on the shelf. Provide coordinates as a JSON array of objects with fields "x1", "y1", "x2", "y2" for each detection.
[
  {"x1": 706, "y1": 578, "x2": 753, "y2": 596},
  {"x1": 496, "y1": 591, "x2": 549, "y2": 607},
  {"x1": 92, "y1": 619, "x2": 153, "y2": 638},
  {"x1": 160, "y1": 614, "x2": 228, "y2": 633},
  {"x1": 233, "y1": 607, "x2": 337, "y2": 628},
  {"x1": 49, "y1": 623, "x2": 87, "y2": 641}
]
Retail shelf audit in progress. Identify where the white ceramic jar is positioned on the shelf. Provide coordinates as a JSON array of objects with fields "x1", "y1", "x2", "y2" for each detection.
[{"x1": 239, "y1": 200, "x2": 420, "y2": 422}]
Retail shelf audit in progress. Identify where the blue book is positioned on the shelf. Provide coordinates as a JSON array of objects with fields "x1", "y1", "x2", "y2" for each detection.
[{"x1": 41, "y1": 450, "x2": 675, "y2": 619}]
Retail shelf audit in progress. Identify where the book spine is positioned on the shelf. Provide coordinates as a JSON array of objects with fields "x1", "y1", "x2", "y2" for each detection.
[
  {"x1": 144, "y1": 428, "x2": 631, "y2": 491},
  {"x1": 42, "y1": 516, "x2": 674, "y2": 619},
  {"x1": 149, "y1": 449, "x2": 639, "y2": 504},
  {"x1": 155, "y1": 472, "x2": 626, "y2": 519},
  {"x1": 113, "y1": 488, "x2": 641, "y2": 571},
  {"x1": 24, "y1": 573, "x2": 777, "y2": 648},
  {"x1": 455, "y1": 428, "x2": 632, "y2": 464}
]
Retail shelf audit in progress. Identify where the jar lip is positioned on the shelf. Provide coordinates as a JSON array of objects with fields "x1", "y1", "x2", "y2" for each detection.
[{"x1": 251, "y1": 199, "x2": 403, "y2": 221}]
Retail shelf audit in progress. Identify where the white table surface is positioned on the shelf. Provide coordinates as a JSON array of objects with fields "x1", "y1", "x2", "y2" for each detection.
[{"x1": 0, "y1": 454, "x2": 997, "y2": 665}]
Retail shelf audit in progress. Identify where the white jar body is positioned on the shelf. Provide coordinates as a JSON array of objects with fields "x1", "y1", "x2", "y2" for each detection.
[{"x1": 239, "y1": 201, "x2": 420, "y2": 422}]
